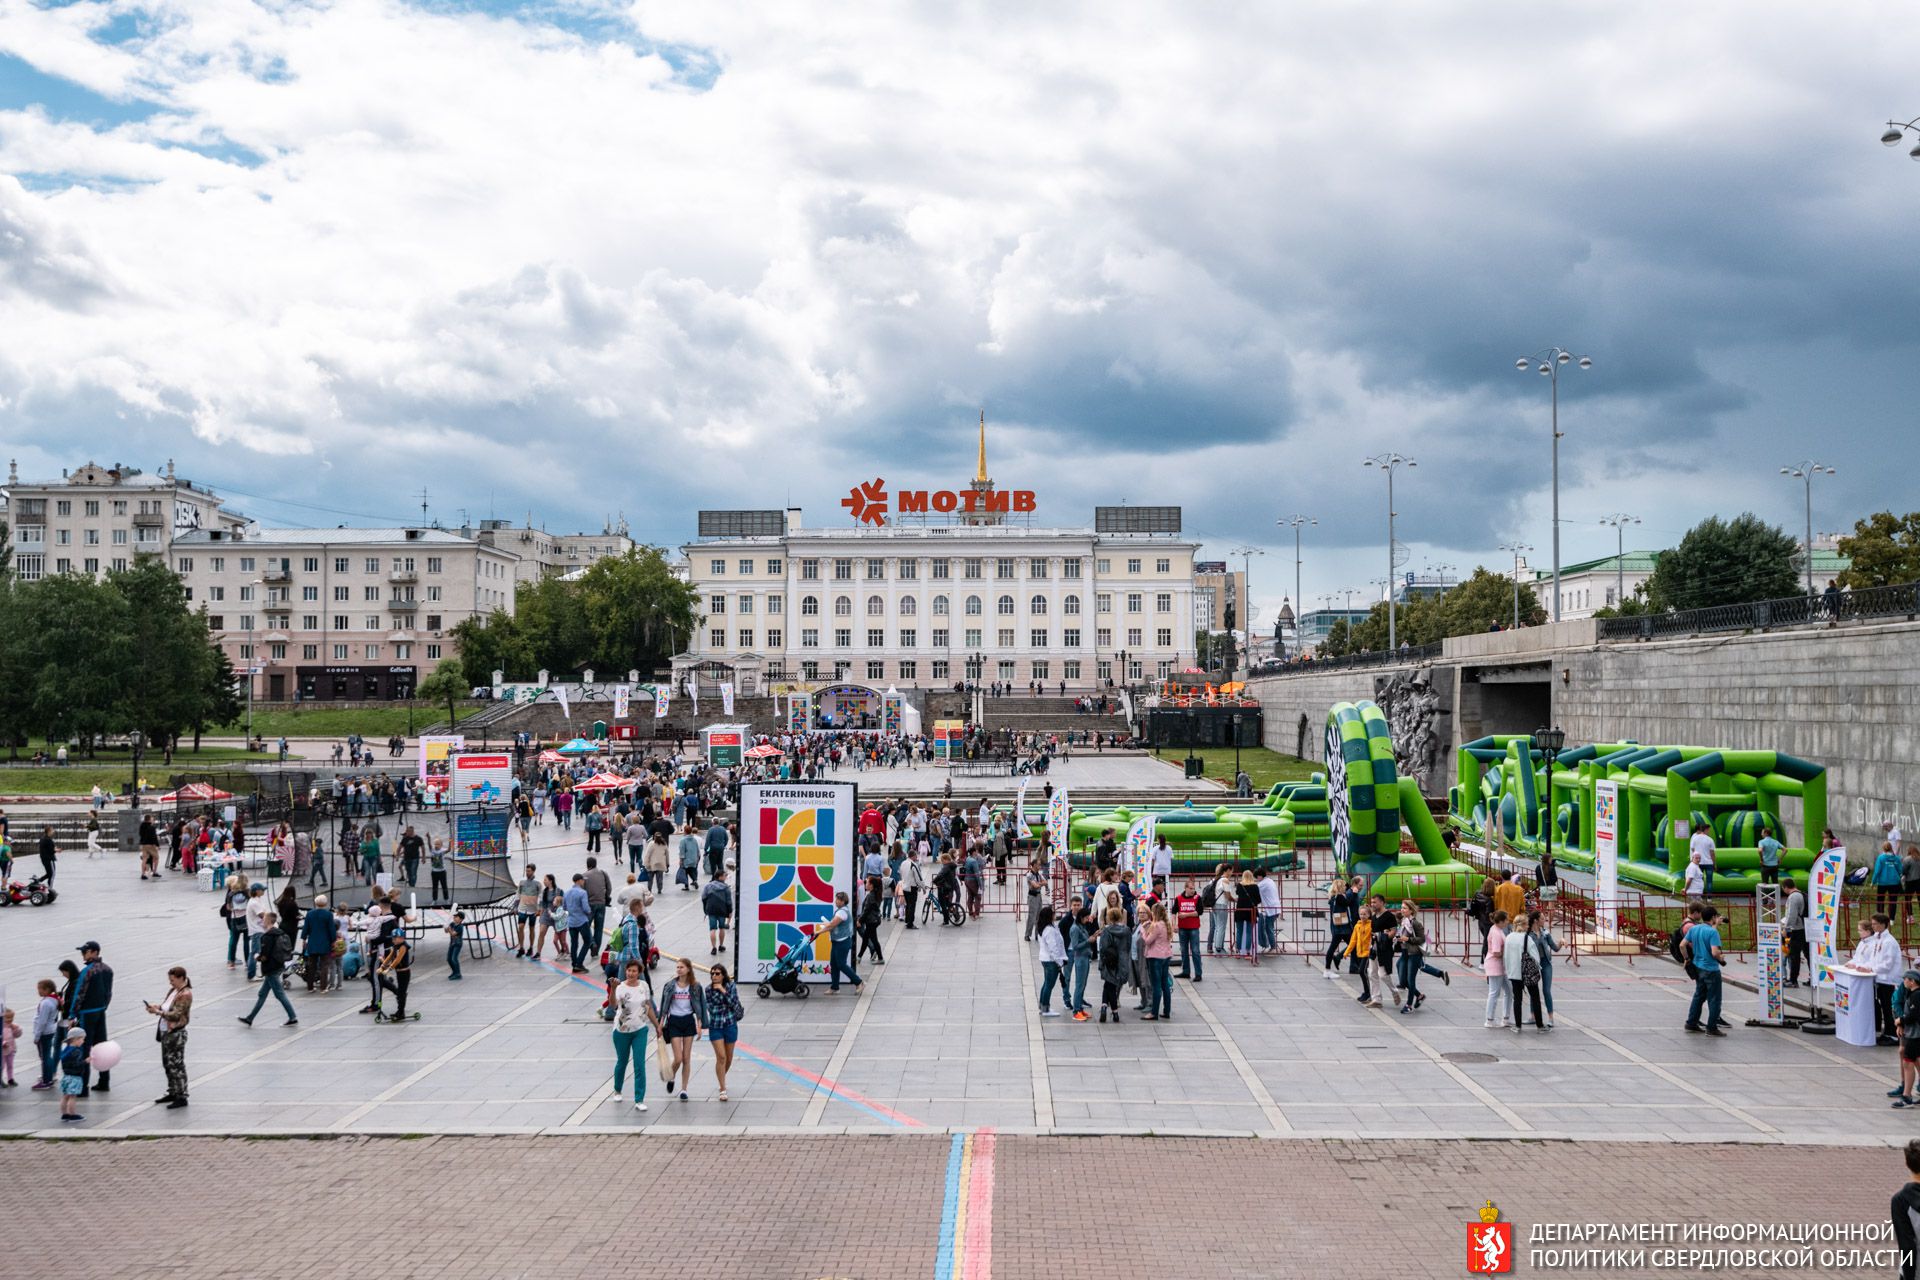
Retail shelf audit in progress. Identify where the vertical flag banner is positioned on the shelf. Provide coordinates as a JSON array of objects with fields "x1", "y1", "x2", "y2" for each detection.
[
  {"x1": 554, "y1": 684, "x2": 572, "y2": 721},
  {"x1": 1014, "y1": 778, "x2": 1030, "y2": 837},
  {"x1": 787, "y1": 692, "x2": 810, "y2": 732},
  {"x1": 1123, "y1": 815, "x2": 1157, "y2": 893},
  {"x1": 418, "y1": 734, "x2": 465, "y2": 799},
  {"x1": 721, "y1": 681, "x2": 735, "y2": 717},
  {"x1": 685, "y1": 677, "x2": 699, "y2": 716},
  {"x1": 739, "y1": 782, "x2": 856, "y2": 983},
  {"x1": 1808, "y1": 849, "x2": 1845, "y2": 989},
  {"x1": 654, "y1": 684, "x2": 670, "y2": 719},
  {"x1": 1045, "y1": 787, "x2": 1071, "y2": 864},
  {"x1": 1592, "y1": 780, "x2": 1619, "y2": 940},
  {"x1": 612, "y1": 685, "x2": 631, "y2": 720},
  {"x1": 882, "y1": 689, "x2": 904, "y2": 735}
]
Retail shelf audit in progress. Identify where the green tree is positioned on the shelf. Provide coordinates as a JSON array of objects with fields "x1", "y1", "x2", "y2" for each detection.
[
  {"x1": 16, "y1": 573, "x2": 134, "y2": 753},
  {"x1": 450, "y1": 608, "x2": 536, "y2": 682},
  {"x1": 1438, "y1": 567, "x2": 1545, "y2": 634},
  {"x1": 1320, "y1": 616, "x2": 1352, "y2": 657},
  {"x1": 190, "y1": 648, "x2": 244, "y2": 751},
  {"x1": 0, "y1": 585, "x2": 28, "y2": 756},
  {"x1": 108, "y1": 556, "x2": 219, "y2": 746},
  {"x1": 516, "y1": 575, "x2": 595, "y2": 674},
  {"x1": 0, "y1": 516, "x2": 9, "y2": 575},
  {"x1": 577, "y1": 548, "x2": 702, "y2": 673},
  {"x1": 1836, "y1": 511, "x2": 1920, "y2": 589},
  {"x1": 416, "y1": 656, "x2": 468, "y2": 728},
  {"x1": 1643, "y1": 513, "x2": 1800, "y2": 611},
  {"x1": 1347, "y1": 592, "x2": 1443, "y2": 653}
]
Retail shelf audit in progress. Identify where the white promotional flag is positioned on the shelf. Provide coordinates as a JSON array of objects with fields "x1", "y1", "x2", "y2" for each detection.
[
  {"x1": 612, "y1": 685, "x2": 631, "y2": 721},
  {"x1": 685, "y1": 677, "x2": 699, "y2": 716},
  {"x1": 1123, "y1": 814, "x2": 1157, "y2": 889},
  {"x1": 1045, "y1": 787, "x2": 1070, "y2": 866},
  {"x1": 721, "y1": 682, "x2": 735, "y2": 717},
  {"x1": 1014, "y1": 777, "x2": 1030, "y2": 835},
  {"x1": 554, "y1": 684, "x2": 571, "y2": 721},
  {"x1": 654, "y1": 684, "x2": 671, "y2": 719}
]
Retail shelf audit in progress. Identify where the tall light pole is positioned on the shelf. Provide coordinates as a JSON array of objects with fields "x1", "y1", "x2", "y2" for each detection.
[
  {"x1": 247, "y1": 577, "x2": 263, "y2": 746},
  {"x1": 1881, "y1": 117, "x2": 1920, "y2": 159},
  {"x1": 1277, "y1": 514, "x2": 1315, "y2": 654},
  {"x1": 1597, "y1": 514, "x2": 1640, "y2": 611},
  {"x1": 1231, "y1": 545, "x2": 1264, "y2": 677},
  {"x1": 1497, "y1": 541, "x2": 1532, "y2": 628},
  {"x1": 1361, "y1": 453, "x2": 1416, "y2": 648},
  {"x1": 1515, "y1": 348, "x2": 1594, "y2": 622},
  {"x1": 1779, "y1": 462, "x2": 1836, "y2": 597}
]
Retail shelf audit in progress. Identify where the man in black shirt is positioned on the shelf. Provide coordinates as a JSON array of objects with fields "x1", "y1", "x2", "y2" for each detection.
[
  {"x1": 398, "y1": 826, "x2": 425, "y2": 887},
  {"x1": 1893, "y1": 1139, "x2": 1920, "y2": 1280}
]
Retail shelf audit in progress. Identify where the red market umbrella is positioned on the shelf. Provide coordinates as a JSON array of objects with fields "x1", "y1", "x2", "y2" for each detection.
[
  {"x1": 573, "y1": 771, "x2": 637, "y2": 792},
  {"x1": 536, "y1": 749, "x2": 569, "y2": 765},
  {"x1": 743, "y1": 744, "x2": 784, "y2": 759},
  {"x1": 157, "y1": 782, "x2": 235, "y2": 803}
]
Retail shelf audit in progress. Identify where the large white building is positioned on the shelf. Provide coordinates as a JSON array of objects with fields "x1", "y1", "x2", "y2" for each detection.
[{"x1": 675, "y1": 435, "x2": 1197, "y2": 692}]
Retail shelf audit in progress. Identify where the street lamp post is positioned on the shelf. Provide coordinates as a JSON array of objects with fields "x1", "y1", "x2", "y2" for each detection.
[
  {"x1": 129, "y1": 730, "x2": 143, "y2": 810},
  {"x1": 1277, "y1": 514, "x2": 1315, "y2": 655},
  {"x1": 1361, "y1": 454, "x2": 1416, "y2": 648},
  {"x1": 1779, "y1": 462, "x2": 1836, "y2": 598},
  {"x1": 1514, "y1": 348, "x2": 1594, "y2": 622},
  {"x1": 1597, "y1": 515, "x2": 1640, "y2": 611},
  {"x1": 1881, "y1": 117, "x2": 1920, "y2": 159},
  {"x1": 1496, "y1": 542, "x2": 1532, "y2": 627},
  {"x1": 1532, "y1": 726, "x2": 1566, "y2": 870}
]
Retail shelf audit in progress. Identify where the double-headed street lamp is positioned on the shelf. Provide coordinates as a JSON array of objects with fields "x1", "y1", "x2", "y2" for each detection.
[
  {"x1": 1881, "y1": 118, "x2": 1920, "y2": 158},
  {"x1": 1780, "y1": 462, "x2": 1837, "y2": 598},
  {"x1": 1361, "y1": 453, "x2": 1416, "y2": 649},
  {"x1": 1515, "y1": 348, "x2": 1594, "y2": 623},
  {"x1": 1496, "y1": 541, "x2": 1532, "y2": 628},
  {"x1": 1277, "y1": 514, "x2": 1316, "y2": 652},
  {"x1": 1597, "y1": 514, "x2": 1640, "y2": 611}
]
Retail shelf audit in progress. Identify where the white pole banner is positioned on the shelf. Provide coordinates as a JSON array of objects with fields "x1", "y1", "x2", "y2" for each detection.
[
  {"x1": 554, "y1": 684, "x2": 571, "y2": 721},
  {"x1": 1593, "y1": 780, "x2": 1620, "y2": 941},
  {"x1": 721, "y1": 681, "x2": 735, "y2": 716},
  {"x1": 738, "y1": 781, "x2": 858, "y2": 984},
  {"x1": 685, "y1": 677, "x2": 699, "y2": 716},
  {"x1": 654, "y1": 684, "x2": 670, "y2": 719},
  {"x1": 611, "y1": 685, "x2": 630, "y2": 721}
]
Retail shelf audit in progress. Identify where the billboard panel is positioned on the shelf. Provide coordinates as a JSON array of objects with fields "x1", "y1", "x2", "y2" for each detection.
[{"x1": 738, "y1": 782, "x2": 857, "y2": 984}]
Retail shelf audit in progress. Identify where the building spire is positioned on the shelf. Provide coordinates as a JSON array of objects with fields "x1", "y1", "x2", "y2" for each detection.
[{"x1": 975, "y1": 409, "x2": 988, "y2": 484}]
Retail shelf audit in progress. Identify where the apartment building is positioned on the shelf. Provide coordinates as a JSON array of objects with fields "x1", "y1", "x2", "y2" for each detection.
[
  {"x1": 3, "y1": 459, "x2": 247, "y2": 580},
  {"x1": 462, "y1": 518, "x2": 636, "y2": 585}
]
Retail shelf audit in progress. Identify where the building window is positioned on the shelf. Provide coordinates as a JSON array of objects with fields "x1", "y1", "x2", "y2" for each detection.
[
  {"x1": 710, "y1": 559, "x2": 726, "y2": 575},
  {"x1": 426, "y1": 614, "x2": 442, "y2": 631},
  {"x1": 1063, "y1": 558, "x2": 1082, "y2": 579},
  {"x1": 1032, "y1": 660, "x2": 1050, "y2": 680},
  {"x1": 834, "y1": 628, "x2": 851, "y2": 647},
  {"x1": 867, "y1": 628, "x2": 884, "y2": 647},
  {"x1": 239, "y1": 585, "x2": 255, "y2": 602},
  {"x1": 801, "y1": 595, "x2": 819, "y2": 616},
  {"x1": 364, "y1": 644, "x2": 380, "y2": 659},
  {"x1": 176, "y1": 556, "x2": 193, "y2": 572},
  {"x1": 768, "y1": 558, "x2": 783, "y2": 575},
  {"x1": 964, "y1": 595, "x2": 982, "y2": 616},
  {"x1": 801, "y1": 661, "x2": 819, "y2": 680},
  {"x1": 1030, "y1": 628, "x2": 1048, "y2": 647},
  {"x1": 863, "y1": 660, "x2": 883, "y2": 680},
  {"x1": 997, "y1": 595, "x2": 1015, "y2": 616},
  {"x1": 736, "y1": 559, "x2": 753, "y2": 575},
  {"x1": 738, "y1": 629, "x2": 754, "y2": 647},
  {"x1": 709, "y1": 593, "x2": 726, "y2": 613},
  {"x1": 1127, "y1": 628, "x2": 1143, "y2": 646},
  {"x1": 1064, "y1": 628, "x2": 1081, "y2": 647},
  {"x1": 1097, "y1": 627, "x2": 1113, "y2": 646},
  {"x1": 83, "y1": 530, "x2": 100, "y2": 546},
  {"x1": 365, "y1": 615, "x2": 381, "y2": 630},
  {"x1": 54, "y1": 500, "x2": 69, "y2": 516},
  {"x1": 426, "y1": 643, "x2": 442, "y2": 660},
  {"x1": 767, "y1": 596, "x2": 782, "y2": 615},
  {"x1": 302, "y1": 645, "x2": 318, "y2": 660},
  {"x1": 83, "y1": 500, "x2": 99, "y2": 517},
  {"x1": 867, "y1": 595, "x2": 884, "y2": 616},
  {"x1": 1096, "y1": 659, "x2": 1111, "y2": 681},
  {"x1": 710, "y1": 628, "x2": 726, "y2": 648},
  {"x1": 54, "y1": 558, "x2": 71, "y2": 573},
  {"x1": 997, "y1": 660, "x2": 1015, "y2": 680},
  {"x1": 931, "y1": 559, "x2": 950, "y2": 580},
  {"x1": 834, "y1": 596, "x2": 852, "y2": 617},
  {"x1": 963, "y1": 558, "x2": 983, "y2": 579},
  {"x1": 801, "y1": 629, "x2": 819, "y2": 648},
  {"x1": 83, "y1": 558, "x2": 98, "y2": 574},
  {"x1": 996, "y1": 558, "x2": 1015, "y2": 579},
  {"x1": 303, "y1": 557, "x2": 319, "y2": 572},
  {"x1": 208, "y1": 586, "x2": 226, "y2": 602},
  {"x1": 932, "y1": 595, "x2": 948, "y2": 616},
  {"x1": 361, "y1": 557, "x2": 377, "y2": 573},
  {"x1": 1127, "y1": 593, "x2": 1143, "y2": 613},
  {"x1": 110, "y1": 528, "x2": 127, "y2": 545},
  {"x1": 866, "y1": 558, "x2": 885, "y2": 580},
  {"x1": 965, "y1": 628, "x2": 982, "y2": 648},
  {"x1": 333, "y1": 557, "x2": 348, "y2": 573},
  {"x1": 766, "y1": 628, "x2": 783, "y2": 648},
  {"x1": 738, "y1": 595, "x2": 754, "y2": 614},
  {"x1": 833, "y1": 558, "x2": 853, "y2": 581},
  {"x1": 302, "y1": 615, "x2": 319, "y2": 630},
  {"x1": 1096, "y1": 558, "x2": 1110, "y2": 573},
  {"x1": 1063, "y1": 595, "x2": 1081, "y2": 616},
  {"x1": 13, "y1": 553, "x2": 43, "y2": 581},
  {"x1": 799, "y1": 559, "x2": 819, "y2": 580},
  {"x1": 1155, "y1": 592, "x2": 1172, "y2": 612},
  {"x1": 332, "y1": 585, "x2": 348, "y2": 601},
  {"x1": 364, "y1": 586, "x2": 381, "y2": 601},
  {"x1": 1030, "y1": 594, "x2": 1048, "y2": 615},
  {"x1": 899, "y1": 660, "x2": 917, "y2": 680},
  {"x1": 997, "y1": 628, "x2": 1015, "y2": 647},
  {"x1": 899, "y1": 560, "x2": 918, "y2": 581},
  {"x1": 206, "y1": 614, "x2": 224, "y2": 630},
  {"x1": 1157, "y1": 628, "x2": 1173, "y2": 647},
  {"x1": 1095, "y1": 592, "x2": 1112, "y2": 613},
  {"x1": 931, "y1": 628, "x2": 949, "y2": 647},
  {"x1": 900, "y1": 628, "x2": 917, "y2": 647},
  {"x1": 1157, "y1": 558, "x2": 1172, "y2": 574},
  {"x1": 302, "y1": 586, "x2": 318, "y2": 601},
  {"x1": 900, "y1": 596, "x2": 917, "y2": 617},
  {"x1": 333, "y1": 615, "x2": 349, "y2": 630},
  {"x1": 333, "y1": 644, "x2": 348, "y2": 660},
  {"x1": 1126, "y1": 558, "x2": 1142, "y2": 574},
  {"x1": 931, "y1": 659, "x2": 949, "y2": 680}
]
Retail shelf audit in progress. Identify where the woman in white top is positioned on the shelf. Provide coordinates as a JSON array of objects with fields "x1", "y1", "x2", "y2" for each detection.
[
  {"x1": 610, "y1": 959, "x2": 658, "y2": 1112},
  {"x1": 1035, "y1": 905, "x2": 1068, "y2": 1015},
  {"x1": 1503, "y1": 911, "x2": 1547, "y2": 1032}
]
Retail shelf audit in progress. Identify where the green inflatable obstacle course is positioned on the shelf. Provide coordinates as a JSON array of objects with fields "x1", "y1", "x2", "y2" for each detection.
[
  {"x1": 1323, "y1": 699, "x2": 1476, "y2": 904},
  {"x1": 1449, "y1": 736, "x2": 1827, "y2": 894},
  {"x1": 1059, "y1": 801, "x2": 1297, "y2": 873}
]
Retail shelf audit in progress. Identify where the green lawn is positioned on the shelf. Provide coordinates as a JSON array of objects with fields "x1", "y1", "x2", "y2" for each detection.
[
  {"x1": 210, "y1": 702, "x2": 484, "y2": 739},
  {"x1": 0, "y1": 747, "x2": 289, "y2": 796},
  {"x1": 1152, "y1": 745, "x2": 1320, "y2": 793}
]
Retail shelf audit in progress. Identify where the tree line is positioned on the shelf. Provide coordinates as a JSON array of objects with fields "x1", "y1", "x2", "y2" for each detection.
[
  {"x1": 450, "y1": 548, "x2": 701, "y2": 681},
  {"x1": 0, "y1": 557, "x2": 241, "y2": 757}
]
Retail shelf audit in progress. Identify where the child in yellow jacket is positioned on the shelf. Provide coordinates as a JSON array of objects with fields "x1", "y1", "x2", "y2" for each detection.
[{"x1": 1346, "y1": 916, "x2": 1374, "y2": 1005}]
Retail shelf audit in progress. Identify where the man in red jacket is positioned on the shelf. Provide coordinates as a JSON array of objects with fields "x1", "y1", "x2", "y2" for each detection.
[{"x1": 1174, "y1": 883, "x2": 1204, "y2": 982}]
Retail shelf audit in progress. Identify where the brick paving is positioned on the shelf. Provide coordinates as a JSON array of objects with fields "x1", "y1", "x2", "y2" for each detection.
[{"x1": 2, "y1": 1135, "x2": 1900, "y2": 1279}]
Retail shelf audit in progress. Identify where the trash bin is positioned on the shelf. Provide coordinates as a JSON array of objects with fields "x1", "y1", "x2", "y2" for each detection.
[{"x1": 1184, "y1": 757, "x2": 1203, "y2": 779}]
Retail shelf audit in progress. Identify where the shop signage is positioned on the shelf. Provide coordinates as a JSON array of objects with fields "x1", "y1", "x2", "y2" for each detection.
[{"x1": 842, "y1": 477, "x2": 1036, "y2": 526}]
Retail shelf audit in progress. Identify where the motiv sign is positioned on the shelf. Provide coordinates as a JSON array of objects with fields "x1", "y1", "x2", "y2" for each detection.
[{"x1": 842, "y1": 477, "x2": 1036, "y2": 526}]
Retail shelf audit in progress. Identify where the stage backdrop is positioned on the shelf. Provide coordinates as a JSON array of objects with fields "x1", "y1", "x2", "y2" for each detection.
[{"x1": 738, "y1": 782, "x2": 857, "y2": 984}]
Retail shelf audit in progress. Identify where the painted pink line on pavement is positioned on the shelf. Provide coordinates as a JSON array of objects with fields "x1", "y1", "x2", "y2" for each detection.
[{"x1": 963, "y1": 1128, "x2": 996, "y2": 1280}]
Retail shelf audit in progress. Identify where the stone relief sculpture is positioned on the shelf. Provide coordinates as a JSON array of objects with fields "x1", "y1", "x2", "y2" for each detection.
[{"x1": 1374, "y1": 669, "x2": 1449, "y2": 791}]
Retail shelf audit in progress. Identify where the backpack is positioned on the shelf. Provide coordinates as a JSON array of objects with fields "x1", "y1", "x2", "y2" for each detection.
[
  {"x1": 1199, "y1": 881, "x2": 1217, "y2": 912},
  {"x1": 701, "y1": 881, "x2": 731, "y2": 919}
]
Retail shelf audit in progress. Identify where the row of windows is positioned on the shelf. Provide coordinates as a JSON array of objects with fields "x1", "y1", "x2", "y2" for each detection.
[
  {"x1": 11, "y1": 526, "x2": 160, "y2": 547},
  {"x1": 236, "y1": 642, "x2": 442, "y2": 662},
  {"x1": 712, "y1": 554, "x2": 1177, "y2": 582},
  {"x1": 208, "y1": 614, "x2": 447, "y2": 633},
  {"x1": 174, "y1": 555, "x2": 450, "y2": 575},
  {"x1": 706, "y1": 591, "x2": 1178, "y2": 617},
  {"x1": 40, "y1": 498, "x2": 167, "y2": 518},
  {"x1": 705, "y1": 626, "x2": 1173, "y2": 651},
  {"x1": 778, "y1": 658, "x2": 1163, "y2": 682}
]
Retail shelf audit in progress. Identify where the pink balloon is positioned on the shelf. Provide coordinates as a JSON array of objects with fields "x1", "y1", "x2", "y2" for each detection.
[{"x1": 87, "y1": 1040, "x2": 122, "y2": 1072}]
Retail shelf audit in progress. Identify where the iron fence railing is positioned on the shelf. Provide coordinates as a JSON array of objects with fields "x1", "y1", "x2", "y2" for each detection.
[
  {"x1": 1249, "y1": 640, "x2": 1442, "y2": 677},
  {"x1": 1597, "y1": 580, "x2": 1920, "y2": 641}
]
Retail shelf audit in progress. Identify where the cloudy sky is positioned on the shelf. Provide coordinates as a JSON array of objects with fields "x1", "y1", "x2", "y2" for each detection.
[{"x1": 2, "y1": 0, "x2": 1915, "y2": 624}]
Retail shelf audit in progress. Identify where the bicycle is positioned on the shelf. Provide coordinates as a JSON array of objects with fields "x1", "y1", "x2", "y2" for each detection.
[{"x1": 921, "y1": 892, "x2": 967, "y2": 928}]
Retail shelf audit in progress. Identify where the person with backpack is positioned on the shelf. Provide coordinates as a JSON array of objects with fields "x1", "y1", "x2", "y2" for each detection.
[
  {"x1": 1096, "y1": 906, "x2": 1131, "y2": 1022},
  {"x1": 238, "y1": 913, "x2": 298, "y2": 1027},
  {"x1": 899, "y1": 848, "x2": 927, "y2": 929},
  {"x1": 1503, "y1": 910, "x2": 1547, "y2": 1032},
  {"x1": 1206, "y1": 864, "x2": 1235, "y2": 955},
  {"x1": 702, "y1": 870, "x2": 733, "y2": 955},
  {"x1": 1395, "y1": 900, "x2": 1450, "y2": 1013},
  {"x1": 856, "y1": 875, "x2": 886, "y2": 965},
  {"x1": 1669, "y1": 901, "x2": 1705, "y2": 980}
]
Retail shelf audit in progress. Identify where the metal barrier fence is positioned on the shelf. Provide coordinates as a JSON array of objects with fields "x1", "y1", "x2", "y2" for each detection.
[{"x1": 1596, "y1": 579, "x2": 1920, "y2": 641}]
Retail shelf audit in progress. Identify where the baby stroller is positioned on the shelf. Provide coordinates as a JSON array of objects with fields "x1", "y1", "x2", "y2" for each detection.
[{"x1": 755, "y1": 933, "x2": 814, "y2": 1000}]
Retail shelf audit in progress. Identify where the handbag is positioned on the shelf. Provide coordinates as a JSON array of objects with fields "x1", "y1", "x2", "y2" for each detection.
[
  {"x1": 655, "y1": 1027, "x2": 675, "y2": 1083},
  {"x1": 1520, "y1": 939, "x2": 1542, "y2": 985}
]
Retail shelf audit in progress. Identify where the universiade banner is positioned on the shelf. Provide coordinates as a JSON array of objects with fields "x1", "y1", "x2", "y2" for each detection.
[
  {"x1": 1808, "y1": 849, "x2": 1845, "y2": 989},
  {"x1": 1593, "y1": 780, "x2": 1620, "y2": 940},
  {"x1": 612, "y1": 685, "x2": 630, "y2": 720},
  {"x1": 1123, "y1": 814, "x2": 1156, "y2": 892},
  {"x1": 738, "y1": 782, "x2": 857, "y2": 984},
  {"x1": 1046, "y1": 787, "x2": 1070, "y2": 864}
]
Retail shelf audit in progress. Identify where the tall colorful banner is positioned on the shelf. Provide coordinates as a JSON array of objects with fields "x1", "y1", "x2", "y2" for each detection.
[
  {"x1": 787, "y1": 692, "x2": 810, "y2": 733},
  {"x1": 654, "y1": 683, "x2": 670, "y2": 719},
  {"x1": 720, "y1": 682, "x2": 735, "y2": 717},
  {"x1": 882, "y1": 689, "x2": 903, "y2": 735},
  {"x1": 1808, "y1": 848, "x2": 1845, "y2": 990},
  {"x1": 1756, "y1": 920, "x2": 1785, "y2": 1025},
  {"x1": 738, "y1": 782, "x2": 857, "y2": 984},
  {"x1": 612, "y1": 685, "x2": 631, "y2": 720},
  {"x1": 1045, "y1": 787, "x2": 1071, "y2": 865},
  {"x1": 418, "y1": 734, "x2": 465, "y2": 799},
  {"x1": 1123, "y1": 814, "x2": 1157, "y2": 894},
  {"x1": 1592, "y1": 780, "x2": 1619, "y2": 940}
]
